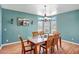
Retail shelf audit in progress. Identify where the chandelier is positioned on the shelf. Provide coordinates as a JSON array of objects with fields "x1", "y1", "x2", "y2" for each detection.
[
  {"x1": 43, "y1": 5, "x2": 51, "y2": 22},
  {"x1": 38, "y1": 5, "x2": 51, "y2": 21}
]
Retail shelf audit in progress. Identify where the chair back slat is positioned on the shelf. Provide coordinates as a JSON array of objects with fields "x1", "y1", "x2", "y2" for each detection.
[
  {"x1": 47, "y1": 36, "x2": 54, "y2": 48},
  {"x1": 53, "y1": 33, "x2": 60, "y2": 45},
  {"x1": 32, "y1": 32, "x2": 38, "y2": 37},
  {"x1": 38, "y1": 31, "x2": 44, "y2": 35}
]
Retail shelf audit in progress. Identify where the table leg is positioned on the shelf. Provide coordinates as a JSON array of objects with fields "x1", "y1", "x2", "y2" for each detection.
[
  {"x1": 59, "y1": 37, "x2": 62, "y2": 48},
  {"x1": 34, "y1": 44, "x2": 40, "y2": 54}
]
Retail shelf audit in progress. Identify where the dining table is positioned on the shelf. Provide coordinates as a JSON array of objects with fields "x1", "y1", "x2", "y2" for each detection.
[
  {"x1": 27, "y1": 34, "x2": 61, "y2": 54},
  {"x1": 28, "y1": 35, "x2": 47, "y2": 54}
]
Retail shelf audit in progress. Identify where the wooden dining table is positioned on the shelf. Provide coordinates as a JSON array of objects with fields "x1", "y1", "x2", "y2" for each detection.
[
  {"x1": 28, "y1": 36, "x2": 47, "y2": 54},
  {"x1": 27, "y1": 34, "x2": 61, "y2": 54}
]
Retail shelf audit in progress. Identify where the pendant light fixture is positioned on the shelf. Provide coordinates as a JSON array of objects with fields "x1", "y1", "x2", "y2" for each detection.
[{"x1": 43, "y1": 5, "x2": 51, "y2": 22}]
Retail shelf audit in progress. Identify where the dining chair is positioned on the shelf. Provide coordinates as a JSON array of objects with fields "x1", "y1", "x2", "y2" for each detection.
[
  {"x1": 19, "y1": 36, "x2": 34, "y2": 54},
  {"x1": 53, "y1": 31, "x2": 62, "y2": 47},
  {"x1": 32, "y1": 32, "x2": 38, "y2": 37},
  {"x1": 52, "y1": 33, "x2": 61, "y2": 50},
  {"x1": 38, "y1": 31, "x2": 44, "y2": 35},
  {"x1": 41, "y1": 36, "x2": 54, "y2": 54}
]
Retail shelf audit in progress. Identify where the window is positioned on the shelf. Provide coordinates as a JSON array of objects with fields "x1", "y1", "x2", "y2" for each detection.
[
  {"x1": 38, "y1": 20, "x2": 43, "y2": 32},
  {"x1": 38, "y1": 17, "x2": 56, "y2": 34},
  {"x1": 44, "y1": 20, "x2": 50, "y2": 34}
]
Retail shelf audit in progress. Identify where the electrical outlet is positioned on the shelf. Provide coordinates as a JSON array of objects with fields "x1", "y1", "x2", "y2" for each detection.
[
  {"x1": 18, "y1": 34, "x2": 20, "y2": 37},
  {"x1": 4, "y1": 28, "x2": 7, "y2": 31},
  {"x1": 72, "y1": 38, "x2": 74, "y2": 40},
  {"x1": 6, "y1": 40, "x2": 8, "y2": 42}
]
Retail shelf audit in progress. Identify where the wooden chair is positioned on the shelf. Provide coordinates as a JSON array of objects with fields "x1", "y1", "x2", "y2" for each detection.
[
  {"x1": 38, "y1": 31, "x2": 44, "y2": 35},
  {"x1": 19, "y1": 37, "x2": 34, "y2": 54},
  {"x1": 53, "y1": 31, "x2": 62, "y2": 47},
  {"x1": 32, "y1": 32, "x2": 38, "y2": 37},
  {"x1": 32, "y1": 31, "x2": 44, "y2": 53},
  {"x1": 53, "y1": 31, "x2": 60, "y2": 35},
  {"x1": 52, "y1": 32, "x2": 61, "y2": 50},
  {"x1": 41, "y1": 36, "x2": 54, "y2": 54}
]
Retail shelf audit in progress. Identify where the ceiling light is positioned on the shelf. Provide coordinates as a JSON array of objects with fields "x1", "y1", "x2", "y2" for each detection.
[{"x1": 43, "y1": 5, "x2": 51, "y2": 21}]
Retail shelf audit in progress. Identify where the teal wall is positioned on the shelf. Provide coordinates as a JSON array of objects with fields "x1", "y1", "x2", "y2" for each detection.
[
  {"x1": 2, "y1": 8, "x2": 79, "y2": 44},
  {"x1": 56, "y1": 10, "x2": 79, "y2": 44},
  {"x1": 2, "y1": 9, "x2": 42, "y2": 44},
  {"x1": 0, "y1": 6, "x2": 2, "y2": 46}
]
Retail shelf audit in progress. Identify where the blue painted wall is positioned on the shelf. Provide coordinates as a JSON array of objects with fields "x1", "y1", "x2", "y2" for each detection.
[
  {"x1": 56, "y1": 10, "x2": 79, "y2": 44},
  {"x1": 2, "y1": 8, "x2": 79, "y2": 44},
  {"x1": 0, "y1": 6, "x2": 2, "y2": 46},
  {"x1": 2, "y1": 9, "x2": 42, "y2": 44}
]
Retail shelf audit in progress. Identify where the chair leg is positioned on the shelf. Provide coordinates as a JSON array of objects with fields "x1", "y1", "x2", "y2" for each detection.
[
  {"x1": 22, "y1": 49, "x2": 24, "y2": 54},
  {"x1": 27, "y1": 40, "x2": 30, "y2": 44},
  {"x1": 43, "y1": 48, "x2": 44, "y2": 53},
  {"x1": 22, "y1": 50, "x2": 25, "y2": 54},
  {"x1": 56, "y1": 44, "x2": 58, "y2": 50},
  {"x1": 30, "y1": 49, "x2": 31, "y2": 54},
  {"x1": 22, "y1": 49, "x2": 23, "y2": 54},
  {"x1": 46, "y1": 48, "x2": 50, "y2": 54},
  {"x1": 51, "y1": 47, "x2": 54, "y2": 53},
  {"x1": 31, "y1": 44, "x2": 33, "y2": 54},
  {"x1": 60, "y1": 37, "x2": 62, "y2": 48},
  {"x1": 34, "y1": 49, "x2": 36, "y2": 54},
  {"x1": 52, "y1": 47, "x2": 54, "y2": 53},
  {"x1": 51, "y1": 48, "x2": 52, "y2": 54},
  {"x1": 39, "y1": 46, "x2": 41, "y2": 54},
  {"x1": 46, "y1": 49, "x2": 48, "y2": 54}
]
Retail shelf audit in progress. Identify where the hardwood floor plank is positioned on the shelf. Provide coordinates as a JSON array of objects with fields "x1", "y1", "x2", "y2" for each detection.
[{"x1": 0, "y1": 40, "x2": 79, "y2": 54}]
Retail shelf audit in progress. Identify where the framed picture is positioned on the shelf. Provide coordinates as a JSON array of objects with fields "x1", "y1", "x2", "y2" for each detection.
[{"x1": 17, "y1": 18, "x2": 29, "y2": 26}]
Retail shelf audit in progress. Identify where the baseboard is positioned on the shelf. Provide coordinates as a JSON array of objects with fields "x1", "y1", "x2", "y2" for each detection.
[
  {"x1": 1, "y1": 39, "x2": 79, "y2": 48},
  {"x1": 2, "y1": 41, "x2": 20, "y2": 47},
  {"x1": 1, "y1": 40, "x2": 27, "y2": 47},
  {"x1": 0, "y1": 45, "x2": 3, "y2": 50},
  {"x1": 0, "y1": 46, "x2": 2, "y2": 50},
  {"x1": 62, "y1": 39, "x2": 79, "y2": 45}
]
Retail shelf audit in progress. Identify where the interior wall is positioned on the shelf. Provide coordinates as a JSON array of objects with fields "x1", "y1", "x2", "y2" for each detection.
[
  {"x1": 2, "y1": 8, "x2": 42, "y2": 44},
  {"x1": 0, "y1": 5, "x2": 2, "y2": 46},
  {"x1": 2, "y1": 7, "x2": 79, "y2": 44},
  {"x1": 56, "y1": 10, "x2": 79, "y2": 44}
]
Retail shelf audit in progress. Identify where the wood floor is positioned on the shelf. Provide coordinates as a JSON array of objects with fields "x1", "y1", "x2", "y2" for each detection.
[{"x1": 0, "y1": 40, "x2": 79, "y2": 54}]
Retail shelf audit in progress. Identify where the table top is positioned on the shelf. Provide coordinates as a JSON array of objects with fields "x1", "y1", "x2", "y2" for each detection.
[{"x1": 28, "y1": 35, "x2": 48, "y2": 44}]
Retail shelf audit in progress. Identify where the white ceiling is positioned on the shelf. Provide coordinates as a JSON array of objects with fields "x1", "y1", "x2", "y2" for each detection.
[{"x1": 1, "y1": 4, "x2": 79, "y2": 16}]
